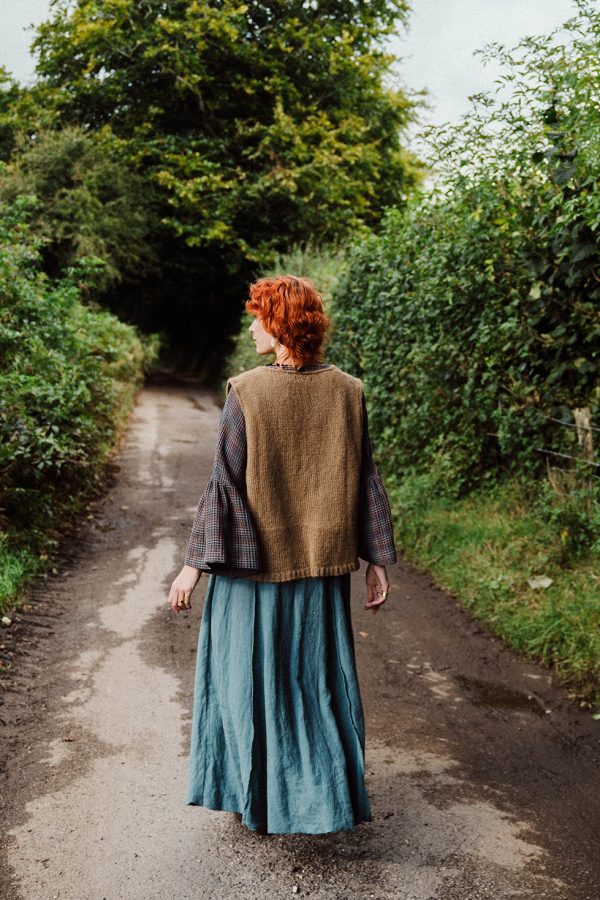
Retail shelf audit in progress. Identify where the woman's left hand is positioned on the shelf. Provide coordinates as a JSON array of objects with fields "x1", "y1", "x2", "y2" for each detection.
[
  {"x1": 167, "y1": 565, "x2": 201, "y2": 613},
  {"x1": 364, "y1": 562, "x2": 390, "y2": 615}
]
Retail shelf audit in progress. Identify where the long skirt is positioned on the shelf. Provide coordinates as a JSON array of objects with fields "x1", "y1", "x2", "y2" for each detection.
[{"x1": 185, "y1": 571, "x2": 373, "y2": 834}]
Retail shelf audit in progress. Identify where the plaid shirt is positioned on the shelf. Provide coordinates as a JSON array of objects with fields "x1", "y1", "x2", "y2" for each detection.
[{"x1": 184, "y1": 363, "x2": 397, "y2": 576}]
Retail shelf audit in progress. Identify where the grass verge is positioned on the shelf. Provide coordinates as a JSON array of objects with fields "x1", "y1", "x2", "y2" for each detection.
[{"x1": 386, "y1": 472, "x2": 600, "y2": 709}]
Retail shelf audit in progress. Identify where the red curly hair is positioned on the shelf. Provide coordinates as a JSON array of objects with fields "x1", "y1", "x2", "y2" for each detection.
[{"x1": 245, "y1": 274, "x2": 331, "y2": 366}]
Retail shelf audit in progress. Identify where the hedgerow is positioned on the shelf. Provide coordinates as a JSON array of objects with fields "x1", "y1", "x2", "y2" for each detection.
[
  {"x1": 327, "y1": 1, "x2": 599, "y2": 497},
  {"x1": 0, "y1": 197, "x2": 158, "y2": 601}
]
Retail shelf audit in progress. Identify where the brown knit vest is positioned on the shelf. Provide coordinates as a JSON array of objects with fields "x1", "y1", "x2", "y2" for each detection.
[{"x1": 227, "y1": 364, "x2": 364, "y2": 582}]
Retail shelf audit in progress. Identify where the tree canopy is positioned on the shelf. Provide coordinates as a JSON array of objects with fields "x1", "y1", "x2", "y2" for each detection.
[{"x1": 16, "y1": 0, "x2": 420, "y2": 371}]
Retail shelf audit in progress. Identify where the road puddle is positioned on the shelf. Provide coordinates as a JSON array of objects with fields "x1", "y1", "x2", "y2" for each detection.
[{"x1": 453, "y1": 673, "x2": 549, "y2": 716}]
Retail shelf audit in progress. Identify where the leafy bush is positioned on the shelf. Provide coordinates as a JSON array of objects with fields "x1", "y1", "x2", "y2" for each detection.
[
  {"x1": 328, "y1": 2, "x2": 600, "y2": 498},
  {"x1": 530, "y1": 477, "x2": 600, "y2": 564},
  {"x1": 0, "y1": 124, "x2": 158, "y2": 292},
  {"x1": 0, "y1": 198, "x2": 159, "y2": 564}
]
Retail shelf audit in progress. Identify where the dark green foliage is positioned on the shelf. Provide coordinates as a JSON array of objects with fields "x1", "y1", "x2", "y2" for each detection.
[
  {"x1": 0, "y1": 68, "x2": 21, "y2": 161},
  {"x1": 0, "y1": 125, "x2": 159, "y2": 291},
  {"x1": 0, "y1": 198, "x2": 158, "y2": 557},
  {"x1": 328, "y1": 1, "x2": 600, "y2": 495}
]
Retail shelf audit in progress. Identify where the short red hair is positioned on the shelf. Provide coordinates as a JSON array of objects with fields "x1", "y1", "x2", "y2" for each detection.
[{"x1": 245, "y1": 274, "x2": 331, "y2": 366}]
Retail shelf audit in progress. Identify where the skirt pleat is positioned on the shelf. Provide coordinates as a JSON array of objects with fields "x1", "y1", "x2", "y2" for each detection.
[{"x1": 185, "y1": 572, "x2": 373, "y2": 834}]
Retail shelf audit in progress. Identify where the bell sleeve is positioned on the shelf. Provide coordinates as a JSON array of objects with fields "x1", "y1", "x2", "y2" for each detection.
[
  {"x1": 358, "y1": 391, "x2": 398, "y2": 566},
  {"x1": 184, "y1": 383, "x2": 262, "y2": 575}
]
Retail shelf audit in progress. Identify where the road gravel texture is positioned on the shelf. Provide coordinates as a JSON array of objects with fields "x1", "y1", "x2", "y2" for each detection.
[{"x1": 1, "y1": 378, "x2": 599, "y2": 900}]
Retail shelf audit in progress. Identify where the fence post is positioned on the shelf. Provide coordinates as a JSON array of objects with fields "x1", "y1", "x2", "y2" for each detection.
[{"x1": 573, "y1": 406, "x2": 594, "y2": 491}]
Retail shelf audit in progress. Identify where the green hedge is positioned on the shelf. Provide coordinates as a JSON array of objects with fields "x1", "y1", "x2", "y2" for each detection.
[
  {"x1": 327, "y1": 4, "x2": 599, "y2": 495},
  {"x1": 0, "y1": 199, "x2": 159, "y2": 611}
]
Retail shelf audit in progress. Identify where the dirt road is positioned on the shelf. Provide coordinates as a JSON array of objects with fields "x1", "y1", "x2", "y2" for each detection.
[{"x1": 1, "y1": 379, "x2": 599, "y2": 900}]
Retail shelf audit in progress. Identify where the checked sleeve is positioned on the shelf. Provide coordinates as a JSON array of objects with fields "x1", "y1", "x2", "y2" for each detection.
[
  {"x1": 357, "y1": 391, "x2": 398, "y2": 566},
  {"x1": 184, "y1": 385, "x2": 262, "y2": 575}
]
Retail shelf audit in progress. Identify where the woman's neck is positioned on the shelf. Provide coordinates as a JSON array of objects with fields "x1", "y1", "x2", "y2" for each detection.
[{"x1": 273, "y1": 354, "x2": 302, "y2": 368}]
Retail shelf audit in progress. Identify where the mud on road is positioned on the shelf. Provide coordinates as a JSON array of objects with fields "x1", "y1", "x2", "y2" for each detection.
[{"x1": 1, "y1": 379, "x2": 599, "y2": 900}]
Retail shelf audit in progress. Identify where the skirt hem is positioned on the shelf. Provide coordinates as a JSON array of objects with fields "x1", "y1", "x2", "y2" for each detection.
[{"x1": 185, "y1": 798, "x2": 373, "y2": 835}]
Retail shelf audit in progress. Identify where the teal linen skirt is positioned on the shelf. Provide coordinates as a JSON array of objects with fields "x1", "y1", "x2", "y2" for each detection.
[{"x1": 185, "y1": 571, "x2": 373, "y2": 834}]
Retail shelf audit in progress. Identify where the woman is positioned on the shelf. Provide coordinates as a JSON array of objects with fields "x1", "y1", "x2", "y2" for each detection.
[{"x1": 167, "y1": 275, "x2": 397, "y2": 836}]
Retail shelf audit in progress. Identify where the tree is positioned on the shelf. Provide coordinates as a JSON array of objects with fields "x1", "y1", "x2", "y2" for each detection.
[
  {"x1": 0, "y1": 68, "x2": 22, "y2": 161},
  {"x1": 0, "y1": 125, "x2": 158, "y2": 291},
  {"x1": 23, "y1": 0, "x2": 420, "y2": 372}
]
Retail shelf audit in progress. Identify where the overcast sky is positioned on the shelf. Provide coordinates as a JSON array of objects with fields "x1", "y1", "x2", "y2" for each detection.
[{"x1": 1, "y1": 0, "x2": 576, "y2": 128}]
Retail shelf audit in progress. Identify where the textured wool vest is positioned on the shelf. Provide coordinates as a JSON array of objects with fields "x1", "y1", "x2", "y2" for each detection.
[{"x1": 226, "y1": 364, "x2": 364, "y2": 582}]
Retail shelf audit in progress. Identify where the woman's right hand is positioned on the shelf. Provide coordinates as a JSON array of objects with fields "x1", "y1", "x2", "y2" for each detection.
[
  {"x1": 364, "y1": 563, "x2": 389, "y2": 615},
  {"x1": 167, "y1": 565, "x2": 201, "y2": 613}
]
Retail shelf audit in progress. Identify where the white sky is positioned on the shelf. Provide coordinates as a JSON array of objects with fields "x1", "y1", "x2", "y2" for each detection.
[
  {"x1": 389, "y1": 0, "x2": 576, "y2": 129},
  {"x1": 1, "y1": 0, "x2": 577, "y2": 128}
]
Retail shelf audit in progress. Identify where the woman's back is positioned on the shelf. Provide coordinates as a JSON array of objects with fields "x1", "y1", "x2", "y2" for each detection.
[{"x1": 227, "y1": 363, "x2": 364, "y2": 582}]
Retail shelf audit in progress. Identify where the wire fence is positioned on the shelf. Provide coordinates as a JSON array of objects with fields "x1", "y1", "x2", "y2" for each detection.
[{"x1": 531, "y1": 406, "x2": 599, "y2": 483}]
